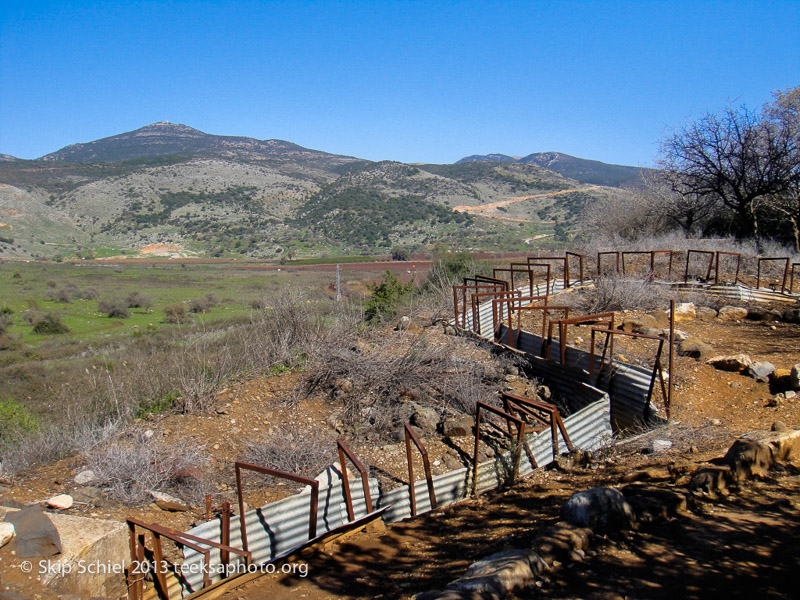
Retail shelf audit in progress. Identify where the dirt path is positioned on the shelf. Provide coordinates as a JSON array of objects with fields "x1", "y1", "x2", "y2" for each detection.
[{"x1": 452, "y1": 187, "x2": 599, "y2": 220}]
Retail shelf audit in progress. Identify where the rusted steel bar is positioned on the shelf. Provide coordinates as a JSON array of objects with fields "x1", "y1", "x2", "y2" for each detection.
[
  {"x1": 714, "y1": 251, "x2": 741, "y2": 285},
  {"x1": 204, "y1": 495, "x2": 212, "y2": 521},
  {"x1": 472, "y1": 290, "x2": 520, "y2": 337},
  {"x1": 150, "y1": 531, "x2": 170, "y2": 598},
  {"x1": 221, "y1": 502, "x2": 231, "y2": 567},
  {"x1": 756, "y1": 257, "x2": 790, "y2": 293},
  {"x1": 501, "y1": 392, "x2": 574, "y2": 464},
  {"x1": 505, "y1": 298, "x2": 568, "y2": 341},
  {"x1": 668, "y1": 299, "x2": 675, "y2": 419},
  {"x1": 549, "y1": 312, "x2": 616, "y2": 366},
  {"x1": 621, "y1": 251, "x2": 653, "y2": 278},
  {"x1": 566, "y1": 252, "x2": 584, "y2": 285},
  {"x1": 235, "y1": 461, "x2": 319, "y2": 553},
  {"x1": 790, "y1": 263, "x2": 800, "y2": 294},
  {"x1": 404, "y1": 424, "x2": 437, "y2": 517},
  {"x1": 337, "y1": 439, "x2": 373, "y2": 521},
  {"x1": 684, "y1": 249, "x2": 714, "y2": 283},
  {"x1": 471, "y1": 402, "x2": 526, "y2": 496},
  {"x1": 597, "y1": 251, "x2": 620, "y2": 276},
  {"x1": 526, "y1": 256, "x2": 564, "y2": 291},
  {"x1": 127, "y1": 522, "x2": 144, "y2": 600},
  {"x1": 453, "y1": 283, "x2": 504, "y2": 330}
]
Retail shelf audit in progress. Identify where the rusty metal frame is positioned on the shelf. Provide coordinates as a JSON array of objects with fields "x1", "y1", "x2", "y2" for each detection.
[
  {"x1": 684, "y1": 249, "x2": 715, "y2": 283},
  {"x1": 546, "y1": 312, "x2": 616, "y2": 364},
  {"x1": 337, "y1": 439, "x2": 373, "y2": 521},
  {"x1": 501, "y1": 392, "x2": 573, "y2": 464},
  {"x1": 404, "y1": 424, "x2": 437, "y2": 516},
  {"x1": 127, "y1": 518, "x2": 251, "y2": 600},
  {"x1": 789, "y1": 263, "x2": 800, "y2": 294},
  {"x1": 589, "y1": 327, "x2": 670, "y2": 419},
  {"x1": 498, "y1": 296, "x2": 569, "y2": 347},
  {"x1": 471, "y1": 402, "x2": 526, "y2": 496},
  {"x1": 453, "y1": 283, "x2": 505, "y2": 329},
  {"x1": 756, "y1": 257, "x2": 790, "y2": 293},
  {"x1": 714, "y1": 251, "x2": 741, "y2": 284},
  {"x1": 472, "y1": 289, "x2": 521, "y2": 337},
  {"x1": 566, "y1": 251, "x2": 585, "y2": 285},
  {"x1": 235, "y1": 462, "x2": 319, "y2": 553},
  {"x1": 621, "y1": 250, "x2": 674, "y2": 280},
  {"x1": 526, "y1": 255, "x2": 567, "y2": 290},
  {"x1": 597, "y1": 251, "x2": 620, "y2": 276}
]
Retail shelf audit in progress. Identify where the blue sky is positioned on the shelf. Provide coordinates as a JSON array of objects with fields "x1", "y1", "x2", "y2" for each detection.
[{"x1": 1, "y1": 1, "x2": 798, "y2": 166}]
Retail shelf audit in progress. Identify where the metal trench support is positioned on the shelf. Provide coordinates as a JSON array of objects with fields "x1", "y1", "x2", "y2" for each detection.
[
  {"x1": 526, "y1": 255, "x2": 568, "y2": 291},
  {"x1": 597, "y1": 251, "x2": 620, "y2": 276},
  {"x1": 620, "y1": 250, "x2": 674, "y2": 280},
  {"x1": 566, "y1": 252, "x2": 585, "y2": 285},
  {"x1": 790, "y1": 263, "x2": 800, "y2": 294},
  {"x1": 126, "y1": 518, "x2": 251, "y2": 600},
  {"x1": 235, "y1": 461, "x2": 319, "y2": 551},
  {"x1": 496, "y1": 295, "x2": 569, "y2": 347},
  {"x1": 471, "y1": 289, "x2": 521, "y2": 337},
  {"x1": 453, "y1": 283, "x2": 506, "y2": 329},
  {"x1": 684, "y1": 249, "x2": 715, "y2": 283},
  {"x1": 471, "y1": 402, "x2": 526, "y2": 496},
  {"x1": 500, "y1": 392, "x2": 573, "y2": 464},
  {"x1": 756, "y1": 257, "x2": 790, "y2": 293},
  {"x1": 337, "y1": 439, "x2": 373, "y2": 521},
  {"x1": 404, "y1": 424, "x2": 437, "y2": 517},
  {"x1": 714, "y1": 251, "x2": 741, "y2": 284},
  {"x1": 546, "y1": 312, "x2": 616, "y2": 365}
]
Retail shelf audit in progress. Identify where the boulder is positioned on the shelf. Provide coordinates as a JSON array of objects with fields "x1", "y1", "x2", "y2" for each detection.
[
  {"x1": 621, "y1": 484, "x2": 690, "y2": 522},
  {"x1": 46, "y1": 494, "x2": 74, "y2": 510},
  {"x1": 6, "y1": 506, "x2": 62, "y2": 557},
  {"x1": 744, "y1": 361, "x2": 776, "y2": 382},
  {"x1": 746, "y1": 308, "x2": 782, "y2": 322},
  {"x1": 689, "y1": 465, "x2": 733, "y2": 495},
  {"x1": 673, "y1": 303, "x2": 696, "y2": 322},
  {"x1": 445, "y1": 549, "x2": 547, "y2": 597},
  {"x1": 678, "y1": 338, "x2": 714, "y2": 360},
  {"x1": 0, "y1": 521, "x2": 15, "y2": 547},
  {"x1": 73, "y1": 470, "x2": 96, "y2": 486},
  {"x1": 620, "y1": 315, "x2": 657, "y2": 334},
  {"x1": 717, "y1": 306, "x2": 748, "y2": 321},
  {"x1": 537, "y1": 385, "x2": 552, "y2": 401},
  {"x1": 669, "y1": 329, "x2": 689, "y2": 342},
  {"x1": 696, "y1": 306, "x2": 718, "y2": 322},
  {"x1": 790, "y1": 365, "x2": 800, "y2": 390},
  {"x1": 442, "y1": 413, "x2": 474, "y2": 438},
  {"x1": 559, "y1": 487, "x2": 635, "y2": 533},
  {"x1": 723, "y1": 438, "x2": 773, "y2": 480},
  {"x1": 148, "y1": 490, "x2": 188, "y2": 512},
  {"x1": 706, "y1": 354, "x2": 753, "y2": 372},
  {"x1": 649, "y1": 439, "x2": 673, "y2": 454},
  {"x1": 531, "y1": 521, "x2": 592, "y2": 564},
  {"x1": 782, "y1": 308, "x2": 800, "y2": 324},
  {"x1": 742, "y1": 427, "x2": 800, "y2": 463},
  {"x1": 647, "y1": 308, "x2": 670, "y2": 327},
  {"x1": 412, "y1": 404, "x2": 440, "y2": 434}
]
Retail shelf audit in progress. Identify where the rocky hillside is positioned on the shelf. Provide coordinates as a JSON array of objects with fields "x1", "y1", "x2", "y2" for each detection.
[{"x1": 0, "y1": 123, "x2": 639, "y2": 259}]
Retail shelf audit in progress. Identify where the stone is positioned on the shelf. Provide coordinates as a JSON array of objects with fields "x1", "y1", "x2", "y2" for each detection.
[
  {"x1": 620, "y1": 315, "x2": 656, "y2": 334},
  {"x1": 148, "y1": 491, "x2": 188, "y2": 512},
  {"x1": 532, "y1": 522, "x2": 592, "y2": 564},
  {"x1": 621, "y1": 468, "x2": 669, "y2": 483},
  {"x1": 742, "y1": 427, "x2": 800, "y2": 463},
  {"x1": 790, "y1": 365, "x2": 800, "y2": 390},
  {"x1": 782, "y1": 308, "x2": 800, "y2": 324},
  {"x1": 537, "y1": 385, "x2": 552, "y2": 400},
  {"x1": 46, "y1": 494, "x2": 74, "y2": 510},
  {"x1": 446, "y1": 549, "x2": 547, "y2": 597},
  {"x1": 621, "y1": 484, "x2": 690, "y2": 522},
  {"x1": 786, "y1": 390, "x2": 797, "y2": 399},
  {"x1": 670, "y1": 329, "x2": 690, "y2": 342},
  {"x1": 723, "y1": 438, "x2": 773, "y2": 480},
  {"x1": 689, "y1": 465, "x2": 733, "y2": 495},
  {"x1": 696, "y1": 306, "x2": 718, "y2": 322},
  {"x1": 395, "y1": 316, "x2": 412, "y2": 331},
  {"x1": 678, "y1": 338, "x2": 713, "y2": 360},
  {"x1": 746, "y1": 308, "x2": 782, "y2": 322},
  {"x1": 442, "y1": 413, "x2": 474, "y2": 438},
  {"x1": 6, "y1": 507, "x2": 62, "y2": 557},
  {"x1": 649, "y1": 439, "x2": 673, "y2": 454},
  {"x1": 745, "y1": 361, "x2": 776, "y2": 382},
  {"x1": 0, "y1": 521, "x2": 15, "y2": 547},
  {"x1": 312, "y1": 462, "x2": 354, "y2": 491},
  {"x1": 717, "y1": 306, "x2": 748, "y2": 321},
  {"x1": 73, "y1": 470, "x2": 96, "y2": 485},
  {"x1": 559, "y1": 487, "x2": 635, "y2": 533},
  {"x1": 710, "y1": 418, "x2": 722, "y2": 426},
  {"x1": 673, "y1": 303, "x2": 696, "y2": 322},
  {"x1": 647, "y1": 308, "x2": 670, "y2": 327},
  {"x1": 412, "y1": 404, "x2": 440, "y2": 434},
  {"x1": 706, "y1": 354, "x2": 753, "y2": 372}
]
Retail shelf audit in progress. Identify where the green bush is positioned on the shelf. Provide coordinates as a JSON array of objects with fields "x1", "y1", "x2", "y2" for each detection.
[
  {"x1": 0, "y1": 397, "x2": 38, "y2": 439},
  {"x1": 32, "y1": 313, "x2": 70, "y2": 334},
  {"x1": 364, "y1": 270, "x2": 414, "y2": 323}
]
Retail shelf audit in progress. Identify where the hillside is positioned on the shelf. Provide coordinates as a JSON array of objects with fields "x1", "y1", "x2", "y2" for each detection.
[
  {"x1": 0, "y1": 124, "x2": 640, "y2": 259},
  {"x1": 458, "y1": 151, "x2": 651, "y2": 187}
]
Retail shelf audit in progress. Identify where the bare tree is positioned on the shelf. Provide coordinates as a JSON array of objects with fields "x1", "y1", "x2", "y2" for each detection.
[
  {"x1": 638, "y1": 170, "x2": 720, "y2": 235},
  {"x1": 659, "y1": 104, "x2": 796, "y2": 241}
]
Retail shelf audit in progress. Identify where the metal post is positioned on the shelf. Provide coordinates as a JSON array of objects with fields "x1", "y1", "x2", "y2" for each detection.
[
  {"x1": 668, "y1": 299, "x2": 675, "y2": 420},
  {"x1": 336, "y1": 264, "x2": 341, "y2": 301}
]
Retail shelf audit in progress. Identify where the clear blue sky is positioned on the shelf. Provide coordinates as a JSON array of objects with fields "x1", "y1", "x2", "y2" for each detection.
[{"x1": 1, "y1": 0, "x2": 798, "y2": 167}]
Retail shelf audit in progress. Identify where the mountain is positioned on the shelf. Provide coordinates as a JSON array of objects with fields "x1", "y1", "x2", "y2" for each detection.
[
  {"x1": 0, "y1": 124, "x2": 636, "y2": 259},
  {"x1": 458, "y1": 151, "x2": 649, "y2": 187}
]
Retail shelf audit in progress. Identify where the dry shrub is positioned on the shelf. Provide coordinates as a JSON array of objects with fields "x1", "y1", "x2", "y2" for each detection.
[
  {"x1": 570, "y1": 274, "x2": 667, "y2": 313},
  {"x1": 241, "y1": 424, "x2": 334, "y2": 478},
  {"x1": 86, "y1": 430, "x2": 209, "y2": 505},
  {"x1": 98, "y1": 298, "x2": 130, "y2": 318},
  {"x1": 126, "y1": 291, "x2": 153, "y2": 310},
  {"x1": 163, "y1": 303, "x2": 191, "y2": 324}
]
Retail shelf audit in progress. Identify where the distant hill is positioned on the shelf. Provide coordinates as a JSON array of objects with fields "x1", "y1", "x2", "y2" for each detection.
[
  {"x1": 457, "y1": 151, "x2": 650, "y2": 188},
  {"x1": 0, "y1": 123, "x2": 638, "y2": 259}
]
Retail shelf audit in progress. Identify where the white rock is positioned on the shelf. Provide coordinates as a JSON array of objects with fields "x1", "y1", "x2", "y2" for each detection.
[
  {"x1": 143, "y1": 429, "x2": 154, "y2": 438},
  {"x1": 0, "y1": 522, "x2": 15, "y2": 547},
  {"x1": 650, "y1": 439, "x2": 673, "y2": 454},
  {"x1": 674, "y1": 303, "x2": 696, "y2": 322},
  {"x1": 47, "y1": 494, "x2": 74, "y2": 510},
  {"x1": 74, "y1": 470, "x2": 96, "y2": 485}
]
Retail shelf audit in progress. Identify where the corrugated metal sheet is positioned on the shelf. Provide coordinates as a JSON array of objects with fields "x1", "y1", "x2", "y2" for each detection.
[
  {"x1": 657, "y1": 281, "x2": 797, "y2": 303},
  {"x1": 180, "y1": 477, "x2": 379, "y2": 595}
]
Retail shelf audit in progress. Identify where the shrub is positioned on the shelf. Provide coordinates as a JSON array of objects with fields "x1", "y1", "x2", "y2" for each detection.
[
  {"x1": 364, "y1": 270, "x2": 414, "y2": 323},
  {"x1": 0, "y1": 397, "x2": 38, "y2": 440},
  {"x1": 32, "y1": 313, "x2": 70, "y2": 334},
  {"x1": 126, "y1": 291, "x2": 153, "y2": 310},
  {"x1": 188, "y1": 293, "x2": 219, "y2": 314},
  {"x1": 98, "y1": 298, "x2": 130, "y2": 318},
  {"x1": 571, "y1": 274, "x2": 667, "y2": 313},
  {"x1": 242, "y1": 424, "x2": 334, "y2": 477},
  {"x1": 0, "y1": 310, "x2": 11, "y2": 334},
  {"x1": 163, "y1": 303, "x2": 191, "y2": 324}
]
